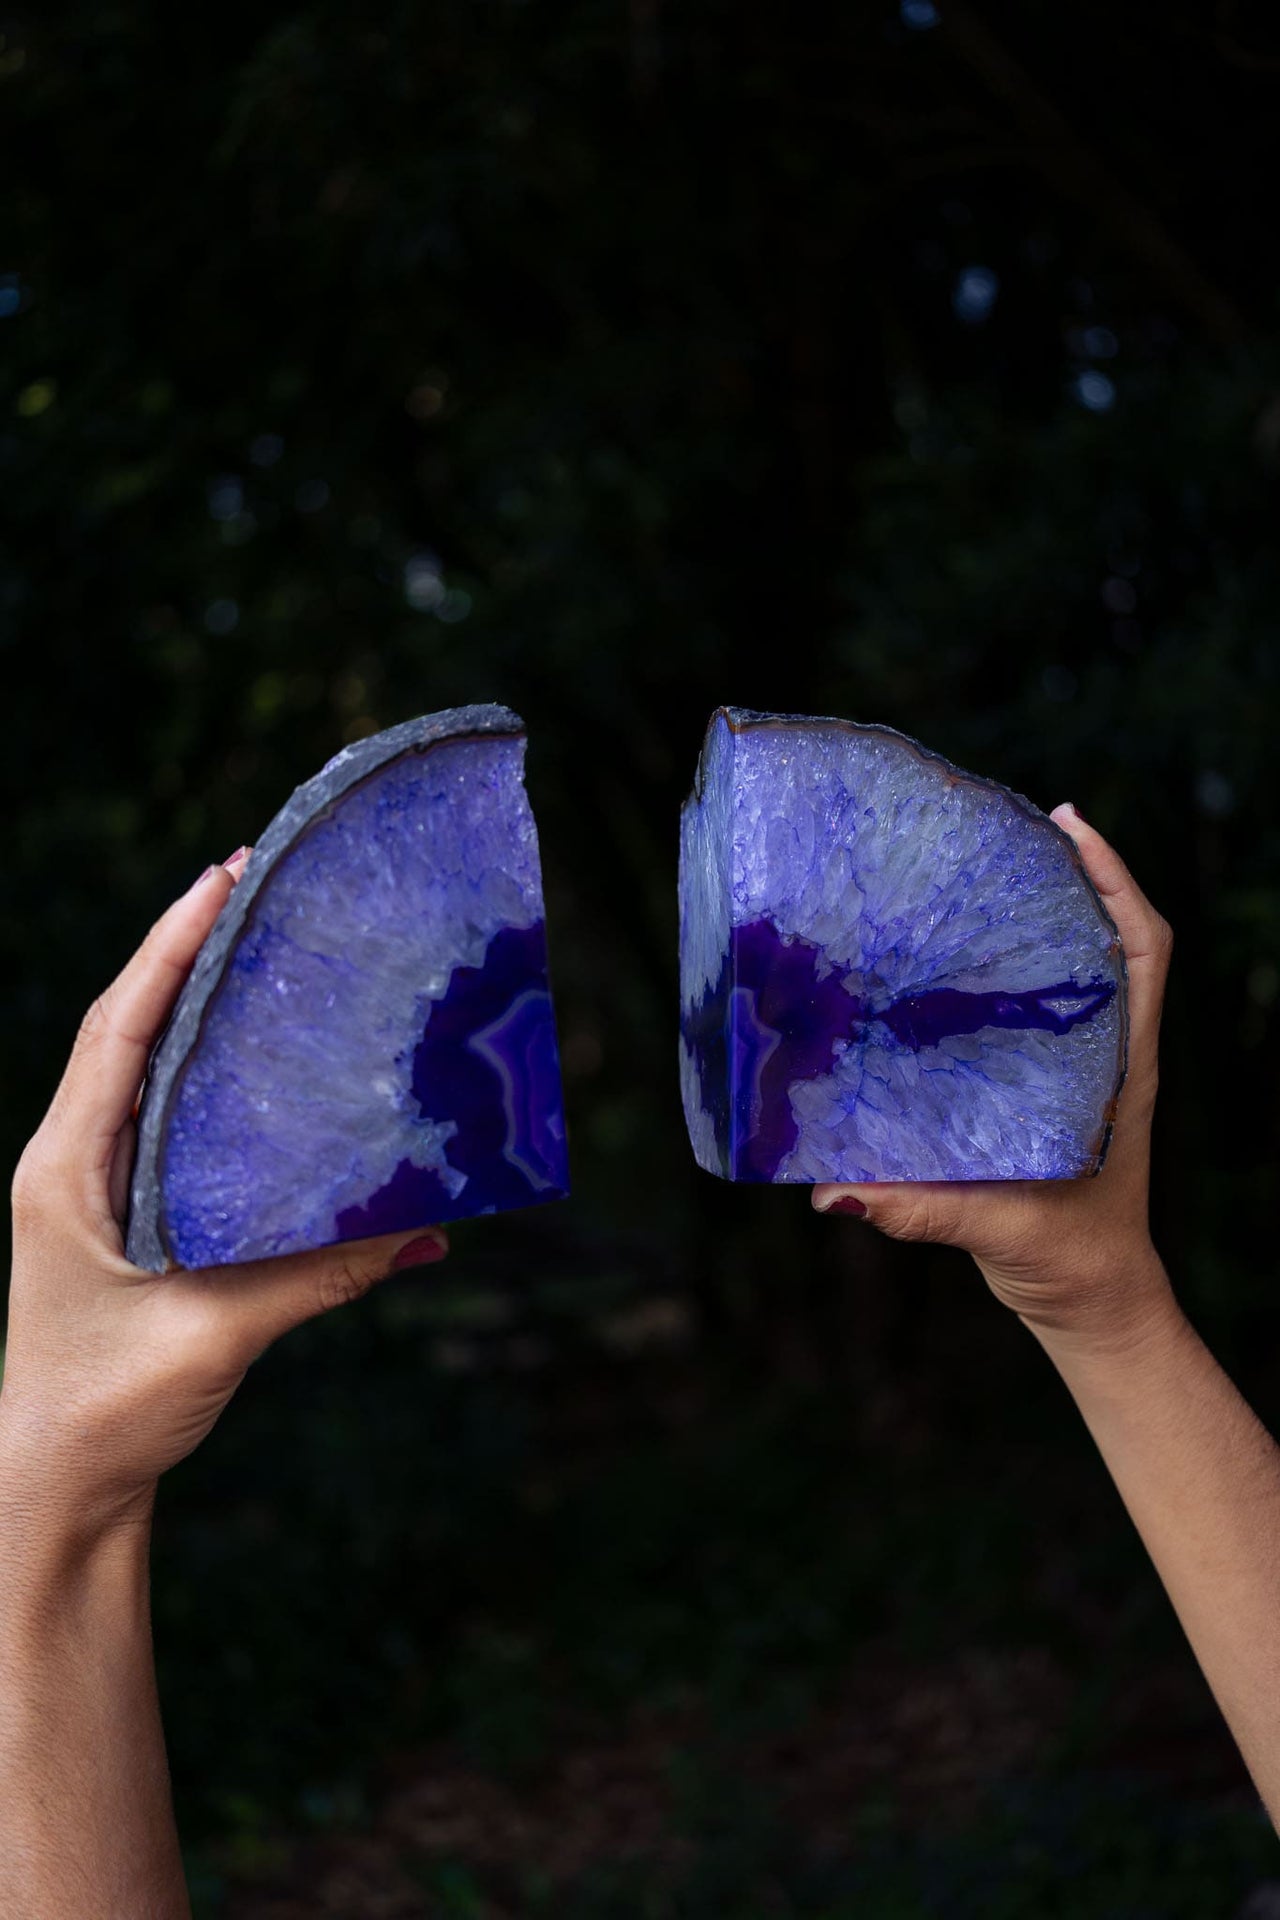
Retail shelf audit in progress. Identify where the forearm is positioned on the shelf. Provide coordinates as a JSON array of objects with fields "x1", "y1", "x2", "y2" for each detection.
[
  {"x1": 0, "y1": 1469, "x2": 189, "y2": 1920},
  {"x1": 1028, "y1": 1253, "x2": 1280, "y2": 1823}
]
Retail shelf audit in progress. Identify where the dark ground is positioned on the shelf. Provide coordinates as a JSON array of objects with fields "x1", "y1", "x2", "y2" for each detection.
[{"x1": 168, "y1": 1230, "x2": 1276, "y2": 1918}]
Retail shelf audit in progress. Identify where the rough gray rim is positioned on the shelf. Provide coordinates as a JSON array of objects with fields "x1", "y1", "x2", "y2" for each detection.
[{"x1": 125, "y1": 704, "x2": 525, "y2": 1272}]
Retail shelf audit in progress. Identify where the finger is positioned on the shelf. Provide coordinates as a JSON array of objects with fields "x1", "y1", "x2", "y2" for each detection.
[
  {"x1": 1050, "y1": 803, "x2": 1172, "y2": 1078},
  {"x1": 812, "y1": 1178, "x2": 986, "y2": 1244},
  {"x1": 811, "y1": 1179, "x2": 1058, "y2": 1279},
  {"x1": 817, "y1": 1175, "x2": 1036, "y2": 1251},
  {"x1": 1049, "y1": 804, "x2": 1168, "y2": 964},
  {"x1": 48, "y1": 863, "x2": 236, "y2": 1154},
  {"x1": 190, "y1": 1228, "x2": 450, "y2": 1359}
]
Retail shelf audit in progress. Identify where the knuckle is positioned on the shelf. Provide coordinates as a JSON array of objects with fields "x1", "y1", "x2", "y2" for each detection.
[
  {"x1": 875, "y1": 1199, "x2": 942, "y2": 1245},
  {"x1": 909, "y1": 1204, "x2": 952, "y2": 1247},
  {"x1": 887, "y1": 1196, "x2": 968, "y2": 1248},
  {"x1": 317, "y1": 1260, "x2": 374, "y2": 1315},
  {"x1": 140, "y1": 917, "x2": 174, "y2": 968},
  {"x1": 76, "y1": 991, "x2": 113, "y2": 1051}
]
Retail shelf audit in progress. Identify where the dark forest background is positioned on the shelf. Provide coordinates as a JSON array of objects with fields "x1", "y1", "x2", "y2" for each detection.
[{"x1": 5, "y1": 3, "x2": 1280, "y2": 1913}]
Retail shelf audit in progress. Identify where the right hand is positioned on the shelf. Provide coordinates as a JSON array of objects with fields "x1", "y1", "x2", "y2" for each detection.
[
  {"x1": 813, "y1": 805, "x2": 1177, "y2": 1355},
  {"x1": 3, "y1": 851, "x2": 448, "y2": 1535}
]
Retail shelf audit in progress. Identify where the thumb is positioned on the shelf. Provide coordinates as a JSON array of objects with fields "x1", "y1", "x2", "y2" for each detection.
[
  {"x1": 202, "y1": 1228, "x2": 450, "y2": 1358},
  {"x1": 812, "y1": 1181, "x2": 983, "y2": 1247}
]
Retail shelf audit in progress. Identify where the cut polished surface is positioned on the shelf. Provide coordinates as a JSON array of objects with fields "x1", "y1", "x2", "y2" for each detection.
[
  {"x1": 679, "y1": 708, "x2": 1127, "y2": 1184},
  {"x1": 127, "y1": 707, "x2": 569, "y2": 1271}
]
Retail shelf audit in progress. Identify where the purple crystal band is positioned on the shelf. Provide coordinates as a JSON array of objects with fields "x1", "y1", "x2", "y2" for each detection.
[
  {"x1": 336, "y1": 922, "x2": 566, "y2": 1240},
  {"x1": 683, "y1": 916, "x2": 1117, "y2": 1182}
]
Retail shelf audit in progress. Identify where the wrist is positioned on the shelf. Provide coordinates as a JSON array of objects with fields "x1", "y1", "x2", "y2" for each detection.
[
  {"x1": 975, "y1": 1233, "x2": 1176, "y2": 1357},
  {"x1": 1015, "y1": 1241, "x2": 1185, "y2": 1371},
  {"x1": 0, "y1": 1486, "x2": 152, "y2": 1653},
  {"x1": 0, "y1": 1399, "x2": 156, "y2": 1579}
]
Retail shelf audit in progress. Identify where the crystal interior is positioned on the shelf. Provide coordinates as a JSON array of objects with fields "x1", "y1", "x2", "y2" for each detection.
[
  {"x1": 127, "y1": 711, "x2": 569, "y2": 1269},
  {"x1": 679, "y1": 708, "x2": 1128, "y2": 1184}
]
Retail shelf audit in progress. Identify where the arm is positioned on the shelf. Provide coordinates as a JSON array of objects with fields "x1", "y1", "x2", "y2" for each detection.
[
  {"x1": 1033, "y1": 1260, "x2": 1280, "y2": 1820},
  {"x1": 813, "y1": 803, "x2": 1280, "y2": 1826},
  {"x1": 0, "y1": 1481, "x2": 183, "y2": 1918},
  {"x1": 0, "y1": 852, "x2": 448, "y2": 1919}
]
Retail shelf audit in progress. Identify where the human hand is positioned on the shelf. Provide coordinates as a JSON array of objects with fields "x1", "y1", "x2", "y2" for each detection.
[
  {"x1": 2, "y1": 852, "x2": 448, "y2": 1536},
  {"x1": 812, "y1": 804, "x2": 1176, "y2": 1356}
]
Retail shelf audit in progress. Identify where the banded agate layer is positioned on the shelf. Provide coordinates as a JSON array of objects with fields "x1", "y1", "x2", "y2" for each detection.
[
  {"x1": 679, "y1": 708, "x2": 1127, "y2": 1184},
  {"x1": 127, "y1": 706, "x2": 569, "y2": 1271}
]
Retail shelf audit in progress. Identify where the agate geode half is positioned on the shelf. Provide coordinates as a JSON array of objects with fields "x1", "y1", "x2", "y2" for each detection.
[
  {"x1": 127, "y1": 706, "x2": 569, "y2": 1271},
  {"x1": 679, "y1": 708, "x2": 1127, "y2": 1184}
]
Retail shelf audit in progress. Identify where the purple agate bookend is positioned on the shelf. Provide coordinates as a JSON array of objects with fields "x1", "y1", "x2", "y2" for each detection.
[
  {"x1": 127, "y1": 706, "x2": 569, "y2": 1272},
  {"x1": 679, "y1": 708, "x2": 1128, "y2": 1185}
]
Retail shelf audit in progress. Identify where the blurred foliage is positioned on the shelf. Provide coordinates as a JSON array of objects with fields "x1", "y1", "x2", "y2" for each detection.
[
  {"x1": 171, "y1": 1290, "x2": 1275, "y2": 1913},
  {"x1": 4, "y1": 0, "x2": 1280, "y2": 1907}
]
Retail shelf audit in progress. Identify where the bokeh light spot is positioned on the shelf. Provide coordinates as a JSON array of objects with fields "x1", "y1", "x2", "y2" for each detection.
[
  {"x1": 1101, "y1": 577, "x2": 1136, "y2": 614},
  {"x1": 438, "y1": 588, "x2": 473, "y2": 624},
  {"x1": 1074, "y1": 371, "x2": 1115, "y2": 412},
  {"x1": 294, "y1": 478, "x2": 331, "y2": 514},
  {"x1": 207, "y1": 476, "x2": 244, "y2": 521},
  {"x1": 204, "y1": 598, "x2": 240, "y2": 636},
  {"x1": 404, "y1": 553, "x2": 445, "y2": 611},
  {"x1": 16, "y1": 378, "x2": 55, "y2": 417},
  {"x1": 1083, "y1": 325, "x2": 1118, "y2": 359},
  {"x1": 952, "y1": 266, "x2": 998, "y2": 324},
  {"x1": 407, "y1": 384, "x2": 445, "y2": 421},
  {"x1": 1196, "y1": 770, "x2": 1234, "y2": 818}
]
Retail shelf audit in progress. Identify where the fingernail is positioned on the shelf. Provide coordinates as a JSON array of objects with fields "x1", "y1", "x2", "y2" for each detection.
[
  {"x1": 390, "y1": 1234, "x2": 447, "y2": 1271},
  {"x1": 191, "y1": 864, "x2": 219, "y2": 889},
  {"x1": 824, "y1": 1196, "x2": 868, "y2": 1217},
  {"x1": 1061, "y1": 802, "x2": 1088, "y2": 826},
  {"x1": 223, "y1": 845, "x2": 249, "y2": 869}
]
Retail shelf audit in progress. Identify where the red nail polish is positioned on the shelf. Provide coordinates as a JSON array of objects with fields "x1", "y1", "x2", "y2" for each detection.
[
  {"x1": 192, "y1": 864, "x2": 218, "y2": 888},
  {"x1": 223, "y1": 846, "x2": 249, "y2": 868},
  {"x1": 391, "y1": 1235, "x2": 447, "y2": 1270},
  {"x1": 826, "y1": 1196, "x2": 867, "y2": 1217}
]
